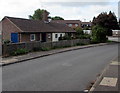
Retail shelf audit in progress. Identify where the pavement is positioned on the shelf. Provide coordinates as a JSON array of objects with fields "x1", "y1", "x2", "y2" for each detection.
[
  {"x1": 2, "y1": 43, "x2": 118, "y2": 91},
  {"x1": 89, "y1": 57, "x2": 120, "y2": 93},
  {"x1": 1, "y1": 43, "x2": 111, "y2": 66}
]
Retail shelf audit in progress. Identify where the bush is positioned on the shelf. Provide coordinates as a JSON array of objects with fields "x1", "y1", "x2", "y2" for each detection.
[
  {"x1": 91, "y1": 25, "x2": 107, "y2": 43},
  {"x1": 59, "y1": 34, "x2": 72, "y2": 41},
  {"x1": 40, "y1": 47, "x2": 51, "y2": 51},
  {"x1": 58, "y1": 36, "x2": 63, "y2": 41},
  {"x1": 12, "y1": 48, "x2": 29, "y2": 56},
  {"x1": 76, "y1": 43, "x2": 85, "y2": 46},
  {"x1": 3, "y1": 40, "x2": 10, "y2": 44},
  {"x1": 75, "y1": 27, "x2": 84, "y2": 35},
  {"x1": 33, "y1": 47, "x2": 41, "y2": 51}
]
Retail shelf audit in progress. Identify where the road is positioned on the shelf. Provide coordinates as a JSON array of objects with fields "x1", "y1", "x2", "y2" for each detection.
[{"x1": 2, "y1": 44, "x2": 118, "y2": 91}]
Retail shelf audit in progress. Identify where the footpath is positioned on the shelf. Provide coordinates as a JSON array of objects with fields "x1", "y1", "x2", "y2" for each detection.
[
  {"x1": 89, "y1": 57, "x2": 120, "y2": 93},
  {"x1": 1, "y1": 43, "x2": 109, "y2": 66}
]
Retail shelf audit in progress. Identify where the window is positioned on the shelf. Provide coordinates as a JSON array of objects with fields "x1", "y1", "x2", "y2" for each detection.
[
  {"x1": 75, "y1": 24, "x2": 78, "y2": 27},
  {"x1": 30, "y1": 34, "x2": 35, "y2": 41},
  {"x1": 55, "y1": 34, "x2": 58, "y2": 38},
  {"x1": 68, "y1": 24, "x2": 72, "y2": 27},
  {"x1": 60, "y1": 34, "x2": 62, "y2": 37},
  {"x1": 48, "y1": 34, "x2": 51, "y2": 39}
]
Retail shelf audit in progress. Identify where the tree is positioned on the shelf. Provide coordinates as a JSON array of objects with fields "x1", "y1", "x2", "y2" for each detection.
[
  {"x1": 51, "y1": 16, "x2": 64, "y2": 20},
  {"x1": 29, "y1": 9, "x2": 49, "y2": 20},
  {"x1": 91, "y1": 25, "x2": 107, "y2": 43},
  {"x1": 92, "y1": 11, "x2": 119, "y2": 36}
]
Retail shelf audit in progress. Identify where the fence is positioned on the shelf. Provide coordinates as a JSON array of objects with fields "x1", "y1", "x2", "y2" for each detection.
[{"x1": 2, "y1": 39, "x2": 90, "y2": 57}]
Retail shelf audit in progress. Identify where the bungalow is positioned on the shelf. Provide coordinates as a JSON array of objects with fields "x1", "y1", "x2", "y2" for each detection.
[{"x1": 1, "y1": 16, "x2": 76, "y2": 43}]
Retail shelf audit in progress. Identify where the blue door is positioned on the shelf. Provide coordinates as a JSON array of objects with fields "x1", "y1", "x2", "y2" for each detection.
[{"x1": 11, "y1": 33, "x2": 19, "y2": 43}]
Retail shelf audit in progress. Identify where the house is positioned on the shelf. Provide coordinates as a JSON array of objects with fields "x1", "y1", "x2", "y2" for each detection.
[
  {"x1": 1, "y1": 16, "x2": 76, "y2": 43},
  {"x1": 81, "y1": 22, "x2": 92, "y2": 29},
  {"x1": 52, "y1": 20, "x2": 82, "y2": 29},
  {"x1": 0, "y1": 21, "x2": 2, "y2": 56},
  {"x1": 52, "y1": 20, "x2": 92, "y2": 30},
  {"x1": 83, "y1": 30, "x2": 92, "y2": 34},
  {"x1": 112, "y1": 30, "x2": 120, "y2": 37}
]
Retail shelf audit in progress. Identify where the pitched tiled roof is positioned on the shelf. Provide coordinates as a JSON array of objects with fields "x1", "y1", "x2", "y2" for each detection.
[
  {"x1": 52, "y1": 20, "x2": 81, "y2": 25},
  {"x1": 5, "y1": 17, "x2": 76, "y2": 33},
  {"x1": 81, "y1": 22, "x2": 92, "y2": 25}
]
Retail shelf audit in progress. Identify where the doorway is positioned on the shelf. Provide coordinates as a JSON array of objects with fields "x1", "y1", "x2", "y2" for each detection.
[{"x1": 41, "y1": 33, "x2": 46, "y2": 42}]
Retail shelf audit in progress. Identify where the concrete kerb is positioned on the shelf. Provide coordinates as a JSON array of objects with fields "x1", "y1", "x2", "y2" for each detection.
[
  {"x1": 89, "y1": 63, "x2": 110, "y2": 93},
  {"x1": 89, "y1": 56, "x2": 118, "y2": 93},
  {"x1": 1, "y1": 43, "x2": 110, "y2": 66}
]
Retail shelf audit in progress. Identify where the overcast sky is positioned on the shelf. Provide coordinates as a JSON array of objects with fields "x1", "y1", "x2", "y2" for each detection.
[{"x1": 0, "y1": 0, "x2": 119, "y2": 21}]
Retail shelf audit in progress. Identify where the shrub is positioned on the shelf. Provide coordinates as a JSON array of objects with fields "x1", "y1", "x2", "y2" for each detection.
[
  {"x1": 59, "y1": 34, "x2": 72, "y2": 41},
  {"x1": 3, "y1": 40, "x2": 10, "y2": 44},
  {"x1": 33, "y1": 47, "x2": 41, "y2": 51},
  {"x1": 75, "y1": 27, "x2": 84, "y2": 35},
  {"x1": 58, "y1": 36, "x2": 63, "y2": 41},
  {"x1": 76, "y1": 43, "x2": 85, "y2": 46},
  {"x1": 12, "y1": 48, "x2": 29, "y2": 56},
  {"x1": 91, "y1": 25, "x2": 107, "y2": 43},
  {"x1": 40, "y1": 47, "x2": 51, "y2": 51}
]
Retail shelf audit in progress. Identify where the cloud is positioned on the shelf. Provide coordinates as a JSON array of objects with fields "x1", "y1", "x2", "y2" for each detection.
[
  {"x1": 43, "y1": 2, "x2": 111, "y2": 7},
  {"x1": 0, "y1": 0, "x2": 118, "y2": 21},
  {"x1": 0, "y1": 0, "x2": 42, "y2": 19},
  {"x1": 43, "y1": 0, "x2": 119, "y2": 2},
  {"x1": 44, "y1": 2, "x2": 118, "y2": 21}
]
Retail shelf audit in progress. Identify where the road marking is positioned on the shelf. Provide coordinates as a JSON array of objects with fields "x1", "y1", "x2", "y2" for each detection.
[
  {"x1": 99, "y1": 77, "x2": 118, "y2": 87},
  {"x1": 110, "y1": 61, "x2": 120, "y2": 65}
]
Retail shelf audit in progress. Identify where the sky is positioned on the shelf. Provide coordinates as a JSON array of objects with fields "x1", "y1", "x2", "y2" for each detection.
[{"x1": 0, "y1": 0, "x2": 119, "y2": 21}]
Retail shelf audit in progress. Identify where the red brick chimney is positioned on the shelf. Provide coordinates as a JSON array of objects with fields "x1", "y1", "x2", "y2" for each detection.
[{"x1": 42, "y1": 10, "x2": 49, "y2": 22}]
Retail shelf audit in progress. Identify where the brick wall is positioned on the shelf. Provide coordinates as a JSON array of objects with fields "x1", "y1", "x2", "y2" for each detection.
[
  {"x1": 2, "y1": 17, "x2": 21, "y2": 41},
  {"x1": 2, "y1": 39, "x2": 90, "y2": 57}
]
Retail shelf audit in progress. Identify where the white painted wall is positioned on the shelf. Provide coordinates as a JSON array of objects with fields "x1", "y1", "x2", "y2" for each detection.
[
  {"x1": 52, "y1": 33, "x2": 65, "y2": 42},
  {"x1": 0, "y1": 22, "x2": 2, "y2": 56},
  {"x1": 83, "y1": 30, "x2": 92, "y2": 34}
]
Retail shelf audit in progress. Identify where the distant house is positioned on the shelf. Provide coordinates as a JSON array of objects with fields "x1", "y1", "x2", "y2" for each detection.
[
  {"x1": 83, "y1": 30, "x2": 92, "y2": 34},
  {"x1": 52, "y1": 20, "x2": 82, "y2": 29},
  {"x1": 1, "y1": 16, "x2": 76, "y2": 43},
  {"x1": 112, "y1": 30, "x2": 120, "y2": 37},
  {"x1": 81, "y1": 22, "x2": 92, "y2": 29},
  {"x1": 52, "y1": 20, "x2": 92, "y2": 30}
]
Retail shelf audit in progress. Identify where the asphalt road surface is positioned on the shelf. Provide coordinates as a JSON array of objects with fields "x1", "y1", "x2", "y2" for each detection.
[{"x1": 2, "y1": 44, "x2": 118, "y2": 91}]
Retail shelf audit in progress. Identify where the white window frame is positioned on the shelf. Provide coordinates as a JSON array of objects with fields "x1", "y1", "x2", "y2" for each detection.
[
  {"x1": 68, "y1": 24, "x2": 72, "y2": 27},
  {"x1": 75, "y1": 24, "x2": 78, "y2": 27},
  {"x1": 48, "y1": 33, "x2": 51, "y2": 39},
  {"x1": 30, "y1": 34, "x2": 36, "y2": 41},
  {"x1": 55, "y1": 34, "x2": 58, "y2": 38}
]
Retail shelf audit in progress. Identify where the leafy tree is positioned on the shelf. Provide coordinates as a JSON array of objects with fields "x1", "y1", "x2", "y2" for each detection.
[
  {"x1": 29, "y1": 9, "x2": 49, "y2": 20},
  {"x1": 92, "y1": 11, "x2": 119, "y2": 36},
  {"x1": 51, "y1": 16, "x2": 64, "y2": 20},
  {"x1": 91, "y1": 25, "x2": 107, "y2": 43}
]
